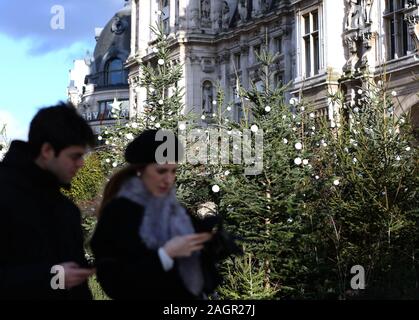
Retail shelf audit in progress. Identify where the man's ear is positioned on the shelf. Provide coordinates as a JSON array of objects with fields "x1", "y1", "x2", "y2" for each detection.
[{"x1": 39, "y1": 142, "x2": 55, "y2": 161}]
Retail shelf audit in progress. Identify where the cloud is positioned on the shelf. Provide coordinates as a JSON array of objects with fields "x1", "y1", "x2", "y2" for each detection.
[
  {"x1": 0, "y1": 110, "x2": 28, "y2": 141},
  {"x1": 0, "y1": 0, "x2": 124, "y2": 55}
]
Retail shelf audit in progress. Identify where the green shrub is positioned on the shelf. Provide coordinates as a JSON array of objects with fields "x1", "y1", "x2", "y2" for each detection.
[
  {"x1": 62, "y1": 152, "x2": 106, "y2": 202},
  {"x1": 217, "y1": 253, "x2": 279, "y2": 300}
]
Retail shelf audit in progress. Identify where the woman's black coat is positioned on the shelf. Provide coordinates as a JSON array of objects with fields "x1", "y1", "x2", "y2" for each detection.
[{"x1": 90, "y1": 197, "x2": 222, "y2": 300}]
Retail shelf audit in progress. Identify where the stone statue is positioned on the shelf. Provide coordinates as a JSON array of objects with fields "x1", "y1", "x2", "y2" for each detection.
[
  {"x1": 405, "y1": 1, "x2": 419, "y2": 54},
  {"x1": 221, "y1": 1, "x2": 230, "y2": 30},
  {"x1": 190, "y1": 8, "x2": 200, "y2": 29},
  {"x1": 345, "y1": 35, "x2": 360, "y2": 72},
  {"x1": 201, "y1": 0, "x2": 211, "y2": 19},
  {"x1": 407, "y1": 0, "x2": 419, "y2": 6},
  {"x1": 252, "y1": 0, "x2": 262, "y2": 16},
  {"x1": 361, "y1": 0, "x2": 373, "y2": 25},
  {"x1": 238, "y1": 0, "x2": 248, "y2": 24},
  {"x1": 262, "y1": 0, "x2": 272, "y2": 12},
  {"x1": 202, "y1": 82, "x2": 213, "y2": 113},
  {"x1": 361, "y1": 32, "x2": 373, "y2": 66},
  {"x1": 111, "y1": 16, "x2": 127, "y2": 34},
  {"x1": 414, "y1": 24, "x2": 419, "y2": 52},
  {"x1": 345, "y1": 0, "x2": 361, "y2": 30}
]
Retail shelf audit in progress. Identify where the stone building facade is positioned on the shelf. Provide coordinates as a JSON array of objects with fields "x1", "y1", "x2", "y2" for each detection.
[
  {"x1": 68, "y1": 3, "x2": 131, "y2": 134},
  {"x1": 126, "y1": 0, "x2": 419, "y2": 130}
]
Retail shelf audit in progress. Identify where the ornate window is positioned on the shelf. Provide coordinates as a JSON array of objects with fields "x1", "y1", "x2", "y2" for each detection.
[
  {"x1": 273, "y1": 36, "x2": 282, "y2": 54},
  {"x1": 384, "y1": 0, "x2": 413, "y2": 60},
  {"x1": 160, "y1": 0, "x2": 170, "y2": 34},
  {"x1": 301, "y1": 9, "x2": 320, "y2": 77},
  {"x1": 175, "y1": 0, "x2": 179, "y2": 26},
  {"x1": 98, "y1": 99, "x2": 129, "y2": 121},
  {"x1": 105, "y1": 59, "x2": 124, "y2": 85}
]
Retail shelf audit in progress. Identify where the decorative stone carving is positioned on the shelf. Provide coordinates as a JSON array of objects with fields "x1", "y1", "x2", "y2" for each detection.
[
  {"x1": 254, "y1": 0, "x2": 271, "y2": 16},
  {"x1": 238, "y1": 0, "x2": 248, "y2": 24},
  {"x1": 190, "y1": 8, "x2": 200, "y2": 29},
  {"x1": 407, "y1": 0, "x2": 419, "y2": 7},
  {"x1": 251, "y1": 0, "x2": 271, "y2": 16},
  {"x1": 345, "y1": 0, "x2": 362, "y2": 30},
  {"x1": 201, "y1": 58, "x2": 215, "y2": 73},
  {"x1": 344, "y1": 34, "x2": 361, "y2": 72},
  {"x1": 187, "y1": 54, "x2": 200, "y2": 65},
  {"x1": 132, "y1": 88, "x2": 138, "y2": 112},
  {"x1": 345, "y1": 0, "x2": 373, "y2": 30},
  {"x1": 252, "y1": 0, "x2": 262, "y2": 16},
  {"x1": 221, "y1": 1, "x2": 230, "y2": 30},
  {"x1": 202, "y1": 81, "x2": 214, "y2": 113},
  {"x1": 240, "y1": 43, "x2": 250, "y2": 55},
  {"x1": 343, "y1": 0, "x2": 377, "y2": 71},
  {"x1": 343, "y1": 28, "x2": 375, "y2": 73},
  {"x1": 360, "y1": 31, "x2": 373, "y2": 66},
  {"x1": 404, "y1": 2, "x2": 419, "y2": 55},
  {"x1": 201, "y1": 0, "x2": 211, "y2": 19},
  {"x1": 414, "y1": 24, "x2": 419, "y2": 52},
  {"x1": 201, "y1": 0, "x2": 211, "y2": 28},
  {"x1": 219, "y1": 51, "x2": 230, "y2": 64},
  {"x1": 361, "y1": 0, "x2": 373, "y2": 25},
  {"x1": 111, "y1": 16, "x2": 128, "y2": 34}
]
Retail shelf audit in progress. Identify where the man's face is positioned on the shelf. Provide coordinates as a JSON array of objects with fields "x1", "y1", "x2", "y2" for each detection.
[{"x1": 43, "y1": 144, "x2": 87, "y2": 184}]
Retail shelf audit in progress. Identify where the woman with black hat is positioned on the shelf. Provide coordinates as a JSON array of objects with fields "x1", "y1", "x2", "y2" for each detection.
[{"x1": 90, "y1": 129, "x2": 222, "y2": 300}]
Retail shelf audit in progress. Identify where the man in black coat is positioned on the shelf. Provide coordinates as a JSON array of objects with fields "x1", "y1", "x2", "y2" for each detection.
[{"x1": 0, "y1": 102, "x2": 95, "y2": 300}]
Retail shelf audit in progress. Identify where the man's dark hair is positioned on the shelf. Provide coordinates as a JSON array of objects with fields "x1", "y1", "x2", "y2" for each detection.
[{"x1": 28, "y1": 101, "x2": 94, "y2": 157}]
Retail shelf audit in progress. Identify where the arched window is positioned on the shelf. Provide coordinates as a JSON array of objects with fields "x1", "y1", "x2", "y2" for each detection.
[
  {"x1": 160, "y1": 0, "x2": 170, "y2": 34},
  {"x1": 106, "y1": 59, "x2": 124, "y2": 85}
]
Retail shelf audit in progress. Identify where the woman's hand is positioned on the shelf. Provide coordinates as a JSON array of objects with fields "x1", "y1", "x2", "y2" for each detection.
[{"x1": 163, "y1": 233, "x2": 213, "y2": 258}]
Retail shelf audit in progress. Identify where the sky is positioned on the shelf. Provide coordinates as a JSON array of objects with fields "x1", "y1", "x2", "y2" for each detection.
[{"x1": 0, "y1": 0, "x2": 125, "y2": 141}]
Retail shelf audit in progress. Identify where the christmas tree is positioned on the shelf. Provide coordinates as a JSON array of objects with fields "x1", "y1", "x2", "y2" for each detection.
[
  {"x1": 213, "y1": 49, "x2": 322, "y2": 299},
  {"x1": 95, "y1": 24, "x2": 419, "y2": 300},
  {"x1": 309, "y1": 79, "x2": 419, "y2": 299}
]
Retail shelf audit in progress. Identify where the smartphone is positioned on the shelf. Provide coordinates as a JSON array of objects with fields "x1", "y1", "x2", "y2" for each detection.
[{"x1": 199, "y1": 215, "x2": 221, "y2": 233}]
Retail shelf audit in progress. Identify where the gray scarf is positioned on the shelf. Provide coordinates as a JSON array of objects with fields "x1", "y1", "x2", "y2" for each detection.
[{"x1": 117, "y1": 176, "x2": 204, "y2": 296}]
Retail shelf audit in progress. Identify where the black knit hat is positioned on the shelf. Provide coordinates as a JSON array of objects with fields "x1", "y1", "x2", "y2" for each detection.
[{"x1": 124, "y1": 129, "x2": 184, "y2": 164}]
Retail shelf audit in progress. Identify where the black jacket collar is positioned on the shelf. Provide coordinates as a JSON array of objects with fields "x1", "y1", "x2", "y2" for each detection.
[{"x1": 1, "y1": 140, "x2": 67, "y2": 190}]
